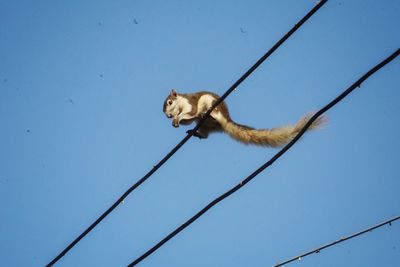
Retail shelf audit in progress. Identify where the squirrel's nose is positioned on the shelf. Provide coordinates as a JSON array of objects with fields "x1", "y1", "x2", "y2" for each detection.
[{"x1": 167, "y1": 114, "x2": 172, "y2": 118}]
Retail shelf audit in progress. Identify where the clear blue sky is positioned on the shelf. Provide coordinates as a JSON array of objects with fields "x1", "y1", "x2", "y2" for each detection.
[{"x1": 0, "y1": 0, "x2": 399, "y2": 266}]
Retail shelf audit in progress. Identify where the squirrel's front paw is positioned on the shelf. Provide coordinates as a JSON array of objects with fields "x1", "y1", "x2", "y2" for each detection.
[{"x1": 172, "y1": 120, "x2": 180, "y2": 128}]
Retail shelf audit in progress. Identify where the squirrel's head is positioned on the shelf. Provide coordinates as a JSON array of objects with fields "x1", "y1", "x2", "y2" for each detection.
[{"x1": 163, "y1": 89, "x2": 179, "y2": 118}]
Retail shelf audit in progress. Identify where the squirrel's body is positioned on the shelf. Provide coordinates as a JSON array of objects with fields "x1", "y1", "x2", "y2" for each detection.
[{"x1": 163, "y1": 89, "x2": 324, "y2": 147}]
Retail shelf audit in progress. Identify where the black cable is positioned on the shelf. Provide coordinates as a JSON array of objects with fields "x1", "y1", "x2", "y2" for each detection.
[
  {"x1": 275, "y1": 215, "x2": 400, "y2": 266},
  {"x1": 127, "y1": 49, "x2": 400, "y2": 266},
  {"x1": 46, "y1": 1, "x2": 328, "y2": 266}
]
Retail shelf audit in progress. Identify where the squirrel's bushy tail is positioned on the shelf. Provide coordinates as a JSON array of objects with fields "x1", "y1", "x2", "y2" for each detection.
[{"x1": 220, "y1": 114, "x2": 325, "y2": 147}]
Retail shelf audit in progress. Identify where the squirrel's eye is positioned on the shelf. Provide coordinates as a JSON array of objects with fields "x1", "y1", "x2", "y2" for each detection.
[{"x1": 168, "y1": 100, "x2": 173, "y2": 105}]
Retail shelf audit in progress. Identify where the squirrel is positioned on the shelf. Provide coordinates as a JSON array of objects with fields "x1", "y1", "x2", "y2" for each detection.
[{"x1": 163, "y1": 89, "x2": 325, "y2": 147}]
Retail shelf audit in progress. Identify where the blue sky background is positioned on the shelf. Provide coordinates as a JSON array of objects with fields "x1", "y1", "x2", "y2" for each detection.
[{"x1": 0, "y1": 0, "x2": 399, "y2": 266}]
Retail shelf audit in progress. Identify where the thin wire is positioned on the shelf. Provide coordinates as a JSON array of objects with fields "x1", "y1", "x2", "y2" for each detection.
[
  {"x1": 275, "y1": 215, "x2": 400, "y2": 266},
  {"x1": 194, "y1": 0, "x2": 328, "y2": 129},
  {"x1": 46, "y1": 1, "x2": 329, "y2": 266},
  {"x1": 127, "y1": 49, "x2": 400, "y2": 266}
]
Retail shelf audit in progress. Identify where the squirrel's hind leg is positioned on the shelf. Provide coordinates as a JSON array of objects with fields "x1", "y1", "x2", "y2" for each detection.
[{"x1": 186, "y1": 129, "x2": 208, "y2": 139}]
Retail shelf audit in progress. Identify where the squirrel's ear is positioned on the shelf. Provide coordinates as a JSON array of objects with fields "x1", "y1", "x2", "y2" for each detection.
[{"x1": 171, "y1": 89, "x2": 177, "y2": 97}]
